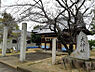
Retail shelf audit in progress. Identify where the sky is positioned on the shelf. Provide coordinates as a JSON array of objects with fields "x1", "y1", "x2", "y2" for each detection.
[
  {"x1": 1, "y1": 0, "x2": 95, "y2": 40},
  {"x1": 1, "y1": 0, "x2": 59, "y2": 31},
  {"x1": 1, "y1": 0, "x2": 38, "y2": 31}
]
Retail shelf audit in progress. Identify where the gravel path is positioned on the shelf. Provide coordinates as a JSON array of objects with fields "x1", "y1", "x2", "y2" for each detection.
[{"x1": 0, "y1": 63, "x2": 18, "y2": 72}]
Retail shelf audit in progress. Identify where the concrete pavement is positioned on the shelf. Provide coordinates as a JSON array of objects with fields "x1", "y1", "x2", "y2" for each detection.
[{"x1": 0, "y1": 62, "x2": 18, "y2": 72}]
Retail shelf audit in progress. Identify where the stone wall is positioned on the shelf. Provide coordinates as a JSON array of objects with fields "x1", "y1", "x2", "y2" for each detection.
[{"x1": 63, "y1": 57, "x2": 95, "y2": 72}]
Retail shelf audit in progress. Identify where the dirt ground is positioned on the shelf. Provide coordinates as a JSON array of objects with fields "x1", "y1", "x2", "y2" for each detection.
[
  {"x1": 24, "y1": 49, "x2": 95, "y2": 72},
  {"x1": 0, "y1": 48, "x2": 95, "y2": 72}
]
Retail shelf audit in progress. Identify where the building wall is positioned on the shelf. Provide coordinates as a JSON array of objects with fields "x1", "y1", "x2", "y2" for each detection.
[{"x1": 40, "y1": 35, "x2": 76, "y2": 51}]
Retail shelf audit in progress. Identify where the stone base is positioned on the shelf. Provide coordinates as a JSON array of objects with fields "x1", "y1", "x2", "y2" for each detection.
[{"x1": 63, "y1": 57, "x2": 95, "y2": 72}]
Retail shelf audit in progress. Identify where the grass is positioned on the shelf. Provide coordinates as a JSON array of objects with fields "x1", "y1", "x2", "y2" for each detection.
[{"x1": 0, "y1": 48, "x2": 41, "y2": 56}]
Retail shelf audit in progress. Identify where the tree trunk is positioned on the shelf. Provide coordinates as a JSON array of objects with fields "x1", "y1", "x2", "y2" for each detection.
[{"x1": 68, "y1": 43, "x2": 73, "y2": 55}]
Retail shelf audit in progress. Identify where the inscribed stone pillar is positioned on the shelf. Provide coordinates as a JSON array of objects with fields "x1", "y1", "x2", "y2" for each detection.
[
  {"x1": 70, "y1": 31, "x2": 90, "y2": 60},
  {"x1": 2, "y1": 26, "x2": 8, "y2": 56},
  {"x1": 20, "y1": 23, "x2": 27, "y2": 62},
  {"x1": 52, "y1": 38, "x2": 57, "y2": 65}
]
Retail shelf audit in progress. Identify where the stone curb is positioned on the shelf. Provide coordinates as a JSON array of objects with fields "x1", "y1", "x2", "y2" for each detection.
[
  {"x1": 17, "y1": 67, "x2": 32, "y2": 72},
  {"x1": 0, "y1": 61, "x2": 32, "y2": 72},
  {"x1": 0, "y1": 61, "x2": 17, "y2": 69}
]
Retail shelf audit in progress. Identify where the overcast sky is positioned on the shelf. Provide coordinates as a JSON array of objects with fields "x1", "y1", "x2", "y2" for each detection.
[
  {"x1": 1, "y1": 0, "x2": 59, "y2": 32},
  {"x1": 1, "y1": 0, "x2": 38, "y2": 32},
  {"x1": 1, "y1": 0, "x2": 95, "y2": 40}
]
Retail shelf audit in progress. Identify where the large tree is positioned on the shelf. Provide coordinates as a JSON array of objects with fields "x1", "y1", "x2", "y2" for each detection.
[
  {"x1": 1, "y1": 12, "x2": 19, "y2": 39},
  {"x1": 6, "y1": 0, "x2": 95, "y2": 54},
  {"x1": 88, "y1": 40, "x2": 95, "y2": 50},
  {"x1": 90, "y1": 9, "x2": 95, "y2": 34}
]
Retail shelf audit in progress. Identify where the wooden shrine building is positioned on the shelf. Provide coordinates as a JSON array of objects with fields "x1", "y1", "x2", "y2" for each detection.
[{"x1": 32, "y1": 25, "x2": 91, "y2": 51}]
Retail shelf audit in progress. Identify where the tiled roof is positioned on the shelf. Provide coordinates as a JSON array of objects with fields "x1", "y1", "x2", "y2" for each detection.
[{"x1": 32, "y1": 24, "x2": 55, "y2": 34}]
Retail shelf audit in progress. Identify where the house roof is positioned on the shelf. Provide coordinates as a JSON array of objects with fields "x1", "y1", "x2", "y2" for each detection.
[
  {"x1": 32, "y1": 24, "x2": 91, "y2": 35},
  {"x1": 12, "y1": 30, "x2": 31, "y2": 38},
  {"x1": 32, "y1": 24, "x2": 55, "y2": 34}
]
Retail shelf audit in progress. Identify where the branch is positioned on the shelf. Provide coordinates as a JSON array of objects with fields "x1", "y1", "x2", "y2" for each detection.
[
  {"x1": 56, "y1": 0, "x2": 66, "y2": 9},
  {"x1": 78, "y1": 0, "x2": 86, "y2": 10},
  {"x1": 39, "y1": 0, "x2": 50, "y2": 20},
  {"x1": 82, "y1": 7, "x2": 90, "y2": 15}
]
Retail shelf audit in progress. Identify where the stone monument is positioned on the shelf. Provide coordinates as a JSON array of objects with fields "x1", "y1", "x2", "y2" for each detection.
[{"x1": 70, "y1": 31, "x2": 90, "y2": 60}]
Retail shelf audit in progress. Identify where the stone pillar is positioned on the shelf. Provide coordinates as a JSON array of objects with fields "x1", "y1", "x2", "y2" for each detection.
[
  {"x1": 2, "y1": 26, "x2": 8, "y2": 56},
  {"x1": 52, "y1": 38, "x2": 57, "y2": 65},
  {"x1": 20, "y1": 23, "x2": 27, "y2": 62}
]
